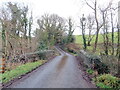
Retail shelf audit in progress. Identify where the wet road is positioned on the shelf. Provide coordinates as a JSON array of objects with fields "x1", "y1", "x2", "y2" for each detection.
[{"x1": 9, "y1": 47, "x2": 95, "y2": 88}]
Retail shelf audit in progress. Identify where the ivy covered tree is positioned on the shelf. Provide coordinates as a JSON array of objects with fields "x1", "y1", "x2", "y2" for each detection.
[
  {"x1": 35, "y1": 14, "x2": 66, "y2": 50},
  {"x1": 80, "y1": 14, "x2": 87, "y2": 50}
]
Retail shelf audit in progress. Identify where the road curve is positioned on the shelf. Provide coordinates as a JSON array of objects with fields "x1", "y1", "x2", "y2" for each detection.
[{"x1": 9, "y1": 47, "x2": 96, "y2": 88}]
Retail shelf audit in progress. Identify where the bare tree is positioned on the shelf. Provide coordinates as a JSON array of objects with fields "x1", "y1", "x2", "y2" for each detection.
[
  {"x1": 66, "y1": 17, "x2": 75, "y2": 43},
  {"x1": 85, "y1": 0, "x2": 112, "y2": 51},
  {"x1": 22, "y1": 6, "x2": 28, "y2": 39},
  {"x1": 116, "y1": 24, "x2": 120, "y2": 76},
  {"x1": 87, "y1": 15, "x2": 95, "y2": 46},
  {"x1": 110, "y1": 7, "x2": 115, "y2": 55},
  {"x1": 109, "y1": 5, "x2": 119, "y2": 55},
  {"x1": 101, "y1": 10, "x2": 109, "y2": 55},
  {"x1": 0, "y1": 2, "x2": 36, "y2": 71},
  {"x1": 28, "y1": 12, "x2": 33, "y2": 51},
  {"x1": 80, "y1": 14, "x2": 87, "y2": 50}
]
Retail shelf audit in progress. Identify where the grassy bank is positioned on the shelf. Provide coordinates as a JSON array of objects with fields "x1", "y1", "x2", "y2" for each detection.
[
  {"x1": 74, "y1": 32, "x2": 118, "y2": 44},
  {"x1": 0, "y1": 60, "x2": 47, "y2": 84},
  {"x1": 74, "y1": 32, "x2": 118, "y2": 55}
]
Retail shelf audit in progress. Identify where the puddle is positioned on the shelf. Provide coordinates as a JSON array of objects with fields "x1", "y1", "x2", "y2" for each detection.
[{"x1": 57, "y1": 55, "x2": 68, "y2": 71}]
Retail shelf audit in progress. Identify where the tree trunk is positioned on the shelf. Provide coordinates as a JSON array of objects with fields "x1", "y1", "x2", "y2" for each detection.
[
  {"x1": 117, "y1": 24, "x2": 120, "y2": 76},
  {"x1": 29, "y1": 23, "x2": 32, "y2": 51},
  {"x1": 81, "y1": 22, "x2": 87, "y2": 50},
  {"x1": 87, "y1": 41, "x2": 91, "y2": 46},
  {"x1": 94, "y1": 30, "x2": 99, "y2": 51},
  {"x1": 2, "y1": 24, "x2": 7, "y2": 57},
  {"x1": 94, "y1": 1, "x2": 99, "y2": 52},
  {"x1": 111, "y1": 11, "x2": 114, "y2": 55},
  {"x1": 116, "y1": 25, "x2": 120, "y2": 56}
]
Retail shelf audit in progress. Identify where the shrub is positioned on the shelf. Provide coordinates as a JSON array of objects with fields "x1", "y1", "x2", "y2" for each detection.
[
  {"x1": 38, "y1": 51, "x2": 47, "y2": 60},
  {"x1": 93, "y1": 74, "x2": 120, "y2": 88},
  {"x1": 86, "y1": 69, "x2": 94, "y2": 75},
  {"x1": 96, "y1": 82, "x2": 111, "y2": 88},
  {"x1": 93, "y1": 60, "x2": 110, "y2": 74},
  {"x1": 38, "y1": 41, "x2": 48, "y2": 50},
  {"x1": 87, "y1": 54, "x2": 110, "y2": 74},
  {"x1": 63, "y1": 35, "x2": 75, "y2": 44},
  {"x1": 67, "y1": 48, "x2": 77, "y2": 54}
]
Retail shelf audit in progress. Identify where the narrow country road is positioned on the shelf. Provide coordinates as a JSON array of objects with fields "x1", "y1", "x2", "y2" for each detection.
[{"x1": 8, "y1": 47, "x2": 96, "y2": 88}]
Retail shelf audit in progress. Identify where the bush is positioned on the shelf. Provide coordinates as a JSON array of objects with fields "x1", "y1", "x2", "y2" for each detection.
[
  {"x1": 63, "y1": 35, "x2": 75, "y2": 44},
  {"x1": 93, "y1": 60, "x2": 110, "y2": 74},
  {"x1": 86, "y1": 69, "x2": 94, "y2": 75},
  {"x1": 96, "y1": 82, "x2": 111, "y2": 88},
  {"x1": 87, "y1": 54, "x2": 110, "y2": 74},
  {"x1": 67, "y1": 48, "x2": 77, "y2": 54},
  {"x1": 100, "y1": 55, "x2": 118, "y2": 75},
  {"x1": 93, "y1": 74, "x2": 120, "y2": 88},
  {"x1": 38, "y1": 41, "x2": 48, "y2": 50},
  {"x1": 38, "y1": 51, "x2": 47, "y2": 60}
]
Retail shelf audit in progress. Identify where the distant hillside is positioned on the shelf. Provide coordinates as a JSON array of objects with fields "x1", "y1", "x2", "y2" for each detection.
[{"x1": 74, "y1": 32, "x2": 118, "y2": 44}]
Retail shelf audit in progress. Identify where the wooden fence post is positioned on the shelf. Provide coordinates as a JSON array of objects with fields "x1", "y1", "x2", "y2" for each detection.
[{"x1": 0, "y1": 58, "x2": 5, "y2": 73}]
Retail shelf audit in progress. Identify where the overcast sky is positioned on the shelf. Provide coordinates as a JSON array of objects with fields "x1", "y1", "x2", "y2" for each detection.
[{"x1": 0, "y1": 0, "x2": 119, "y2": 35}]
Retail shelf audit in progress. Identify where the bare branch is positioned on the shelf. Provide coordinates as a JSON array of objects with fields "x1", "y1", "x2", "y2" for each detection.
[
  {"x1": 85, "y1": 0, "x2": 95, "y2": 10},
  {"x1": 104, "y1": 0, "x2": 113, "y2": 11}
]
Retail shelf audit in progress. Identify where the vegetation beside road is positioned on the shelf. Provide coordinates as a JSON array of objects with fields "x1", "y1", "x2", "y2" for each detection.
[
  {"x1": 93, "y1": 74, "x2": 120, "y2": 88},
  {"x1": 1, "y1": 0, "x2": 120, "y2": 89},
  {"x1": 74, "y1": 32, "x2": 119, "y2": 76},
  {"x1": 62, "y1": 43, "x2": 120, "y2": 89},
  {"x1": 1, "y1": 60, "x2": 47, "y2": 84}
]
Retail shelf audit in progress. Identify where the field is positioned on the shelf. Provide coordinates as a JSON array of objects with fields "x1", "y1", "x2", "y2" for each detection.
[
  {"x1": 74, "y1": 32, "x2": 119, "y2": 75},
  {"x1": 74, "y1": 32, "x2": 118, "y2": 55},
  {"x1": 74, "y1": 32, "x2": 118, "y2": 45}
]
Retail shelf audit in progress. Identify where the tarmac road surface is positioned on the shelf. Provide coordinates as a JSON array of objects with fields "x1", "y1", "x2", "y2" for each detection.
[{"x1": 9, "y1": 47, "x2": 96, "y2": 88}]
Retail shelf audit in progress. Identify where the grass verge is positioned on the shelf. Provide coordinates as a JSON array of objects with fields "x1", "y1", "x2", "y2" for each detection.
[{"x1": 0, "y1": 60, "x2": 47, "y2": 84}]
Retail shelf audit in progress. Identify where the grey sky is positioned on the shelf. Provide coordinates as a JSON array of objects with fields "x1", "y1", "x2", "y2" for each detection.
[{"x1": 0, "y1": 0, "x2": 119, "y2": 35}]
